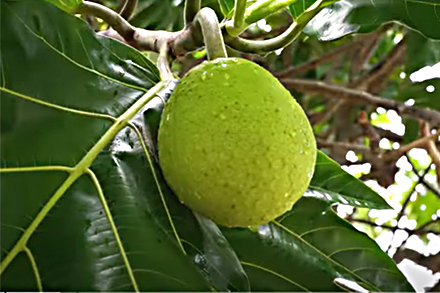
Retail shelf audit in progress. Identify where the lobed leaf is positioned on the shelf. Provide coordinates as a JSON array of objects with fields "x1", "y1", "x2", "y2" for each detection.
[
  {"x1": 308, "y1": 151, "x2": 391, "y2": 209},
  {"x1": 305, "y1": 0, "x2": 440, "y2": 41},
  {"x1": 222, "y1": 197, "x2": 414, "y2": 292}
]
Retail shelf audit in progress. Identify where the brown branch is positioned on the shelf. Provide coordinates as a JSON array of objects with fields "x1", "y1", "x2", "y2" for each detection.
[
  {"x1": 417, "y1": 218, "x2": 440, "y2": 232},
  {"x1": 281, "y1": 78, "x2": 440, "y2": 127},
  {"x1": 275, "y1": 40, "x2": 362, "y2": 78},
  {"x1": 352, "y1": 36, "x2": 407, "y2": 92},
  {"x1": 349, "y1": 30, "x2": 382, "y2": 82},
  {"x1": 358, "y1": 110, "x2": 381, "y2": 153},
  {"x1": 385, "y1": 164, "x2": 431, "y2": 253},
  {"x1": 406, "y1": 154, "x2": 440, "y2": 199},
  {"x1": 373, "y1": 126, "x2": 404, "y2": 143},
  {"x1": 311, "y1": 100, "x2": 345, "y2": 125},
  {"x1": 77, "y1": 1, "x2": 135, "y2": 40},
  {"x1": 317, "y1": 139, "x2": 372, "y2": 156},
  {"x1": 351, "y1": 218, "x2": 439, "y2": 236},
  {"x1": 386, "y1": 132, "x2": 440, "y2": 162},
  {"x1": 276, "y1": 24, "x2": 393, "y2": 79},
  {"x1": 393, "y1": 248, "x2": 440, "y2": 273},
  {"x1": 421, "y1": 122, "x2": 440, "y2": 183}
]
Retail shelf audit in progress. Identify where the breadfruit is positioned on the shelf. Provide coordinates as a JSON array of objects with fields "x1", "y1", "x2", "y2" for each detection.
[{"x1": 158, "y1": 57, "x2": 316, "y2": 227}]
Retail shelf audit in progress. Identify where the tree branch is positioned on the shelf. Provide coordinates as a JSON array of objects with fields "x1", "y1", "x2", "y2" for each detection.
[
  {"x1": 317, "y1": 139, "x2": 372, "y2": 155},
  {"x1": 281, "y1": 78, "x2": 440, "y2": 127},
  {"x1": 349, "y1": 30, "x2": 382, "y2": 81},
  {"x1": 352, "y1": 35, "x2": 407, "y2": 92},
  {"x1": 276, "y1": 24, "x2": 393, "y2": 78},
  {"x1": 351, "y1": 218, "x2": 439, "y2": 235},
  {"x1": 406, "y1": 154, "x2": 440, "y2": 199},
  {"x1": 386, "y1": 132, "x2": 440, "y2": 162},
  {"x1": 223, "y1": 0, "x2": 325, "y2": 54},
  {"x1": 421, "y1": 122, "x2": 440, "y2": 183},
  {"x1": 119, "y1": 0, "x2": 138, "y2": 20},
  {"x1": 385, "y1": 164, "x2": 431, "y2": 253},
  {"x1": 78, "y1": 1, "x2": 135, "y2": 40},
  {"x1": 184, "y1": 0, "x2": 201, "y2": 25},
  {"x1": 276, "y1": 41, "x2": 359, "y2": 77},
  {"x1": 393, "y1": 248, "x2": 440, "y2": 273}
]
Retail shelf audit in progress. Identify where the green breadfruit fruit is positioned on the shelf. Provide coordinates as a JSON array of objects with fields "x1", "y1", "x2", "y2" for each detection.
[{"x1": 158, "y1": 57, "x2": 316, "y2": 227}]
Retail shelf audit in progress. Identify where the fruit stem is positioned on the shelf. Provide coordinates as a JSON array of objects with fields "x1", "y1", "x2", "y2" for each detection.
[
  {"x1": 184, "y1": 0, "x2": 201, "y2": 25},
  {"x1": 225, "y1": 0, "x2": 248, "y2": 37},
  {"x1": 224, "y1": 0, "x2": 327, "y2": 54},
  {"x1": 77, "y1": 1, "x2": 135, "y2": 40},
  {"x1": 244, "y1": 0, "x2": 296, "y2": 24},
  {"x1": 194, "y1": 7, "x2": 228, "y2": 60},
  {"x1": 157, "y1": 44, "x2": 173, "y2": 81}
]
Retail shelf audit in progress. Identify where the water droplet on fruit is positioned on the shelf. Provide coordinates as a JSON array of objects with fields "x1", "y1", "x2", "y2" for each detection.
[
  {"x1": 300, "y1": 150, "x2": 305, "y2": 155},
  {"x1": 224, "y1": 82, "x2": 230, "y2": 87},
  {"x1": 221, "y1": 63, "x2": 227, "y2": 68},
  {"x1": 284, "y1": 193, "x2": 289, "y2": 198},
  {"x1": 201, "y1": 71, "x2": 207, "y2": 81},
  {"x1": 220, "y1": 114, "x2": 226, "y2": 120},
  {"x1": 224, "y1": 73, "x2": 230, "y2": 80}
]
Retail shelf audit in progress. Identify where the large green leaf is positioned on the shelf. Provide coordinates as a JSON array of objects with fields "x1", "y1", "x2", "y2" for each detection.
[
  {"x1": 222, "y1": 197, "x2": 414, "y2": 292},
  {"x1": 44, "y1": 0, "x2": 82, "y2": 12},
  {"x1": 0, "y1": 1, "x2": 412, "y2": 292},
  {"x1": 217, "y1": 0, "x2": 235, "y2": 17},
  {"x1": 307, "y1": 151, "x2": 391, "y2": 209},
  {"x1": 306, "y1": 0, "x2": 440, "y2": 40},
  {"x1": 0, "y1": 1, "x2": 247, "y2": 291},
  {"x1": 397, "y1": 78, "x2": 440, "y2": 110},
  {"x1": 288, "y1": 0, "x2": 337, "y2": 19},
  {"x1": 406, "y1": 30, "x2": 440, "y2": 74},
  {"x1": 130, "y1": 0, "x2": 185, "y2": 30}
]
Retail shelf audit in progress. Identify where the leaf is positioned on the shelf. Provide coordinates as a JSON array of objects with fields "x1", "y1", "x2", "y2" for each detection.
[
  {"x1": 100, "y1": 118, "x2": 250, "y2": 292},
  {"x1": 44, "y1": 0, "x2": 82, "y2": 12},
  {"x1": 217, "y1": 0, "x2": 235, "y2": 17},
  {"x1": 0, "y1": 1, "x2": 216, "y2": 291},
  {"x1": 406, "y1": 30, "x2": 440, "y2": 74},
  {"x1": 222, "y1": 197, "x2": 414, "y2": 292},
  {"x1": 130, "y1": 0, "x2": 185, "y2": 30},
  {"x1": 407, "y1": 190, "x2": 440, "y2": 225},
  {"x1": 397, "y1": 78, "x2": 440, "y2": 111},
  {"x1": 305, "y1": 0, "x2": 440, "y2": 41},
  {"x1": 308, "y1": 151, "x2": 391, "y2": 209},
  {"x1": 288, "y1": 0, "x2": 337, "y2": 19}
]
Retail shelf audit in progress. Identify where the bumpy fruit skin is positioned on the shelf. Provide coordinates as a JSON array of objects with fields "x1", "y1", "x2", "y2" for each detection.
[{"x1": 158, "y1": 58, "x2": 316, "y2": 227}]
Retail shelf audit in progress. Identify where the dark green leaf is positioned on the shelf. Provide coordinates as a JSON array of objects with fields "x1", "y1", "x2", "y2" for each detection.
[
  {"x1": 222, "y1": 197, "x2": 414, "y2": 292},
  {"x1": 403, "y1": 119, "x2": 420, "y2": 144},
  {"x1": 397, "y1": 78, "x2": 440, "y2": 110},
  {"x1": 306, "y1": 0, "x2": 440, "y2": 41},
  {"x1": 407, "y1": 190, "x2": 440, "y2": 225},
  {"x1": 308, "y1": 151, "x2": 391, "y2": 209},
  {"x1": 406, "y1": 30, "x2": 440, "y2": 74},
  {"x1": 217, "y1": 0, "x2": 235, "y2": 17},
  {"x1": 130, "y1": 0, "x2": 185, "y2": 30},
  {"x1": 44, "y1": 0, "x2": 82, "y2": 12},
  {"x1": 288, "y1": 0, "x2": 337, "y2": 19},
  {"x1": 0, "y1": 1, "x2": 211, "y2": 291}
]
